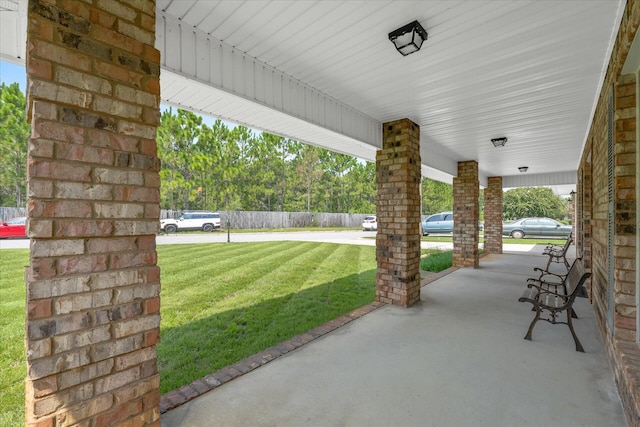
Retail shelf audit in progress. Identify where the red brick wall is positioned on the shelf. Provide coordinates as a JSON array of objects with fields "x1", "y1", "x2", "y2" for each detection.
[
  {"x1": 580, "y1": 1, "x2": 640, "y2": 425},
  {"x1": 376, "y1": 119, "x2": 422, "y2": 307},
  {"x1": 25, "y1": 0, "x2": 161, "y2": 425},
  {"x1": 452, "y1": 161, "x2": 479, "y2": 268},
  {"x1": 484, "y1": 176, "x2": 503, "y2": 254}
]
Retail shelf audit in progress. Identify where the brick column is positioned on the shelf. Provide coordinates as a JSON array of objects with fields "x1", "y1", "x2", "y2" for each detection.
[
  {"x1": 579, "y1": 154, "x2": 593, "y2": 270},
  {"x1": 613, "y1": 73, "x2": 636, "y2": 342},
  {"x1": 376, "y1": 119, "x2": 422, "y2": 307},
  {"x1": 25, "y1": 1, "x2": 161, "y2": 426},
  {"x1": 452, "y1": 161, "x2": 479, "y2": 268},
  {"x1": 484, "y1": 176, "x2": 503, "y2": 254}
]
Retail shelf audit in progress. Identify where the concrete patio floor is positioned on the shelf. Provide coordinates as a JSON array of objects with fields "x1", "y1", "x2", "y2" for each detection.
[{"x1": 161, "y1": 247, "x2": 626, "y2": 427}]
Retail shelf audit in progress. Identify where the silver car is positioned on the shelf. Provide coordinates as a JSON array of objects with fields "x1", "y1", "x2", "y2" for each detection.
[{"x1": 502, "y1": 217, "x2": 571, "y2": 239}]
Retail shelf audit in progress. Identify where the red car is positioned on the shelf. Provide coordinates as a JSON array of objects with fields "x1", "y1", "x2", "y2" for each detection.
[{"x1": 0, "y1": 217, "x2": 27, "y2": 238}]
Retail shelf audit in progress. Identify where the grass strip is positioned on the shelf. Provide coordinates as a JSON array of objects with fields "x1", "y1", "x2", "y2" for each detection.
[
  {"x1": 0, "y1": 249, "x2": 28, "y2": 427},
  {"x1": 420, "y1": 250, "x2": 453, "y2": 272}
]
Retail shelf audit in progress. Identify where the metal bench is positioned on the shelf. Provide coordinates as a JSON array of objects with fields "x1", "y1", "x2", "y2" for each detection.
[
  {"x1": 518, "y1": 258, "x2": 591, "y2": 352},
  {"x1": 542, "y1": 231, "x2": 573, "y2": 271}
]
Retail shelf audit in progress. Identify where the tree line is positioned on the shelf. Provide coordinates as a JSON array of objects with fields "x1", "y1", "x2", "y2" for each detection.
[
  {"x1": 158, "y1": 108, "x2": 376, "y2": 213},
  {"x1": 1, "y1": 82, "x2": 570, "y2": 220}
]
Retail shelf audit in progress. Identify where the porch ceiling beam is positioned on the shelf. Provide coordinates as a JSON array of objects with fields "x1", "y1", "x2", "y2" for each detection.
[
  {"x1": 157, "y1": 11, "x2": 382, "y2": 152},
  {"x1": 503, "y1": 170, "x2": 577, "y2": 188}
]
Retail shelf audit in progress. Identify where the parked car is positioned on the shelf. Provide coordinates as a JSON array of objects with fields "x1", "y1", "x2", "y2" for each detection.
[
  {"x1": 362, "y1": 215, "x2": 377, "y2": 231},
  {"x1": 421, "y1": 212, "x2": 453, "y2": 235},
  {"x1": 421, "y1": 212, "x2": 484, "y2": 236},
  {"x1": 0, "y1": 216, "x2": 27, "y2": 238},
  {"x1": 161, "y1": 211, "x2": 221, "y2": 233},
  {"x1": 502, "y1": 217, "x2": 571, "y2": 239}
]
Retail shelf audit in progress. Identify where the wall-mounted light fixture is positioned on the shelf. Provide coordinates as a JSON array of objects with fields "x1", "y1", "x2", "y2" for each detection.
[
  {"x1": 388, "y1": 20, "x2": 428, "y2": 56},
  {"x1": 518, "y1": 166, "x2": 528, "y2": 173},
  {"x1": 491, "y1": 137, "x2": 507, "y2": 147},
  {"x1": 569, "y1": 190, "x2": 576, "y2": 199}
]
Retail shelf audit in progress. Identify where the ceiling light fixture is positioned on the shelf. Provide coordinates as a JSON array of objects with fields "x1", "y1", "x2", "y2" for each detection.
[
  {"x1": 491, "y1": 137, "x2": 507, "y2": 147},
  {"x1": 518, "y1": 166, "x2": 529, "y2": 173},
  {"x1": 388, "y1": 20, "x2": 428, "y2": 56}
]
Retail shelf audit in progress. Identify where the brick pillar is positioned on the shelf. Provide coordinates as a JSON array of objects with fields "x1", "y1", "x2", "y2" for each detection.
[
  {"x1": 376, "y1": 119, "x2": 422, "y2": 307},
  {"x1": 571, "y1": 191, "x2": 577, "y2": 240},
  {"x1": 579, "y1": 155, "x2": 593, "y2": 270},
  {"x1": 452, "y1": 161, "x2": 479, "y2": 268},
  {"x1": 613, "y1": 73, "x2": 636, "y2": 342},
  {"x1": 25, "y1": 1, "x2": 161, "y2": 426},
  {"x1": 484, "y1": 176, "x2": 503, "y2": 254}
]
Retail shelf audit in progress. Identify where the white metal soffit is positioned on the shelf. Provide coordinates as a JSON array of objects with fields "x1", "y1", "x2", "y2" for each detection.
[
  {"x1": 0, "y1": 1, "x2": 26, "y2": 64},
  {"x1": 0, "y1": 1, "x2": 626, "y2": 188}
]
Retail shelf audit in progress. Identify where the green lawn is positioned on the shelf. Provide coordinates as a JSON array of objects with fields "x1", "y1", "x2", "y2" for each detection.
[
  {"x1": 157, "y1": 241, "x2": 376, "y2": 392},
  {"x1": 420, "y1": 250, "x2": 454, "y2": 272},
  {"x1": 0, "y1": 242, "x2": 377, "y2": 425},
  {"x1": 0, "y1": 249, "x2": 28, "y2": 427}
]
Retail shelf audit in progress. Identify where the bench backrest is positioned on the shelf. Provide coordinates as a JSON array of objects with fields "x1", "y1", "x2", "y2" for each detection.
[
  {"x1": 565, "y1": 258, "x2": 590, "y2": 297},
  {"x1": 561, "y1": 232, "x2": 574, "y2": 252}
]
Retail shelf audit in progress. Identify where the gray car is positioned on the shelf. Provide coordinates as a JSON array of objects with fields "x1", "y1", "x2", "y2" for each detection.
[
  {"x1": 502, "y1": 217, "x2": 571, "y2": 239},
  {"x1": 421, "y1": 212, "x2": 453, "y2": 235}
]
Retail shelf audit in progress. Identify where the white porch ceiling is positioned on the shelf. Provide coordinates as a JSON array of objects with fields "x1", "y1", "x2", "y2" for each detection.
[
  {"x1": 155, "y1": 0, "x2": 625, "y2": 189},
  {"x1": 0, "y1": 1, "x2": 627, "y2": 190}
]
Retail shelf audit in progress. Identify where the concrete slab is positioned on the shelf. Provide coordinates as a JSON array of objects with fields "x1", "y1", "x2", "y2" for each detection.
[{"x1": 162, "y1": 251, "x2": 623, "y2": 427}]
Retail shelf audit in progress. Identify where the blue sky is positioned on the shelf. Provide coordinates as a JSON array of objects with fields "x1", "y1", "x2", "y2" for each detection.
[{"x1": 0, "y1": 61, "x2": 26, "y2": 91}]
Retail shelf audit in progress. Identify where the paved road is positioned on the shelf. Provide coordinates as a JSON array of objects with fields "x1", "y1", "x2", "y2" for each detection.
[
  {"x1": 0, "y1": 230, "x2": 542, "y2": 253},
  {"x1": 0, "y1": 230, "x2": 457, "y2": 250}
]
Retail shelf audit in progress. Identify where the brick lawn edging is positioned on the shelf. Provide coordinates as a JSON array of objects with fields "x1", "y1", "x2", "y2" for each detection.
[{"x1": 159, "y1": 301, "x2": 386, "y2": 413}]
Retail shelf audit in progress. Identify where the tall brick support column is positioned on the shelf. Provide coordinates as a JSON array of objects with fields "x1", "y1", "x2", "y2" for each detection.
[
  {"x1": 376, "y1": 119, "x2": 422, "y2": 307},
  {"x1": 578, "y1": 150, "x2": 593, "y2": 269},
  {"x1": 484, "y1": 176, "x2": 503, "y2": 254},
  {"x1": 25, "y1": 1, "x2": 161, "y2": 426},
  {"x1": 452, "y1": 161, "x2": 479, "y2": 268}
]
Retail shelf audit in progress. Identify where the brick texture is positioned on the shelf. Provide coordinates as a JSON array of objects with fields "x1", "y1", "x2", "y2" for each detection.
[
  {"x1": 484, "y1": 176, "x2": 503, "y2": 254},
  {"x1": 578, "y1": 142, "x2": 593, "y2": 271},
  {"x1": 578, "y1": 1, "x2": 640, "y2": 425},
  {"x1": 452, "y1": 161, "x2": 479, "y2": 268},
  {"x1": 25, "y1": 0, "x2": 160, "y2": 425},
  {"x1": 375, "y1": 119, "x2": 422, "y2": 307}
]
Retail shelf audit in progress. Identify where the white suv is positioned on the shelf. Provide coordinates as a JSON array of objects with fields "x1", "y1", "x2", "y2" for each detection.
[{"x1": 161, "y1": 211, "x2": 221, "y2": 233}]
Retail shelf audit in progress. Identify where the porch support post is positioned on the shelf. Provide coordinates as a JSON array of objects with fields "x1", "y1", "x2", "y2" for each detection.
[
  {"x1": 24, "y1": 1, "x2": 161, "y2": 425},
  {"x1": 484, "y1": 176, "x2": 503, "y2": 254},
  {"x1": 453, "y1": 161, "x2": 479, "y2": 268},
  {"x1": 376, "y1": 119, "x2": 422, "y2": 307},
  {"x1": 579, "y1": 154, "x2": 593, "y2": 269}
]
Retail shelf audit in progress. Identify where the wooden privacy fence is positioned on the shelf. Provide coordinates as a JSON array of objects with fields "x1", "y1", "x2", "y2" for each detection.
[
  {"x1": 0, "y1": 207, "x2": 370, "y2": 229},
  {"x1": 162, "y1": 210, "x2": 369, "y2": 229},
  {"x1": 0, "y1": 207, "x2": 26, "y2": 222},
  {"x1": 1, "y1": 207, "x2": 369, "y2": 229}
]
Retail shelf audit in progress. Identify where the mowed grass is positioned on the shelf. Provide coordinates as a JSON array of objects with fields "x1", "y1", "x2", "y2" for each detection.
[
  {"x1": 420, "y1": 250, "x2": 453, "y2": 272},
  {"x1": 0, "y1": 249, "x2": 29, "y2": 427},
  {"x1": 157, "y1": 241, "x2": 376, "y2": 392},
  {"x1": 0, "y1": 242, "x2": 376, "y2": 424}
]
